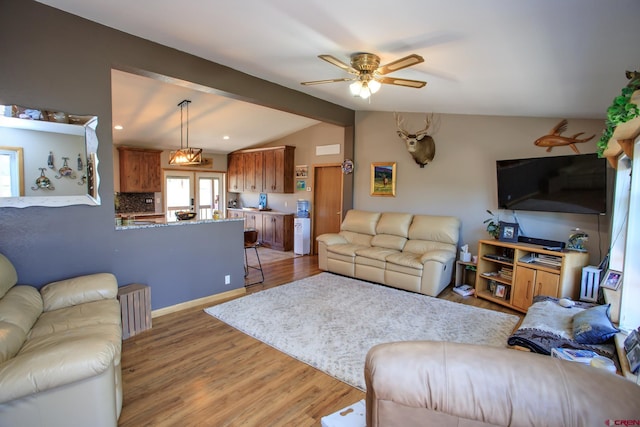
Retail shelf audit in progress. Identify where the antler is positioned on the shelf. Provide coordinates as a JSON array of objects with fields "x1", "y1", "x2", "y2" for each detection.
[
  {"x1": 394, "y1": 112, "x2": 406, "y2": 133},
  {"x1": 415, "y1": 114, "x2": 432, "y2": 137}
]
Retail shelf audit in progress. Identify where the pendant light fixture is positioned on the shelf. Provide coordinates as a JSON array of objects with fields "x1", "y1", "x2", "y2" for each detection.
[{"x1": 169, "y1": 99, "x2": 203, "y2": 165}]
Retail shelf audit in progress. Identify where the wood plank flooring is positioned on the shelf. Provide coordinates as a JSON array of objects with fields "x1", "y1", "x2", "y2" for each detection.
[{"x1": 118, "y1": 255, "x2": 521, "y2": 427}]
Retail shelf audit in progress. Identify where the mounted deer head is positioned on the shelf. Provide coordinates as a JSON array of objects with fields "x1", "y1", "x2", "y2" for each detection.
[{"x1": 395, "y1": 113, "x2": 436, "y2": 168}]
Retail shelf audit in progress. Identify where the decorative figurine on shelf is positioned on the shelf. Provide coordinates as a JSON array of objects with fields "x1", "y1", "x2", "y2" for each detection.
[
  {"x1": 47, "y1": 151, "x2": 55, "y2": 169},
  {"x1": 32, "y1": 168, "x2": 55, "y2": 191},
  {"x1": 77, "y1": 153, "x2": 83, "y2": 171},
  {"x1": 55, "y1": 157, "x2": 77, "y2": 179},
  {"x1": 567, "y1": 228, "x2": 588, "y2": 252}
]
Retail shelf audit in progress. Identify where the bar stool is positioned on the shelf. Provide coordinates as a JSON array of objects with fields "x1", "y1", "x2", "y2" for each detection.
[{"x1": 244, "y1": 229, "x2": 264, "y2": 285}]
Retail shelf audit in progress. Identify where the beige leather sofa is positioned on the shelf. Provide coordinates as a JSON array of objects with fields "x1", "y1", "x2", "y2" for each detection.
[
  {"x1": 0, "y1": 253, "x2": 122, "y2": 427},
  {"x1": 365, "y1": 341, "x2": 640, "y2": 427},
  {"x1": 316, "y1": 210, "x2": 461, "y2": 297}
]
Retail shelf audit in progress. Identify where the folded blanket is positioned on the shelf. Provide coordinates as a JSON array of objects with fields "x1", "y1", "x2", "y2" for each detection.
[{"x1": 507, "y1": 296, "x2": 615, "y2": 359}]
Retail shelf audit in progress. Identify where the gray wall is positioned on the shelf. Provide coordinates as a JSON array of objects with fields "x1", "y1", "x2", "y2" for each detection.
[
  {"x1": 0, "y1": 0, "x2": 354, "y2": 309},
  {"x1": 353, "y1": 112, "x2": 611, "y2": 266}
]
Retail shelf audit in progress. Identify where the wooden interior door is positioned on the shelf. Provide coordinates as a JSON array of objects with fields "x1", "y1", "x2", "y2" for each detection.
[{"x1": 313, "y1": 165, "x2": 342, "y2": 254}]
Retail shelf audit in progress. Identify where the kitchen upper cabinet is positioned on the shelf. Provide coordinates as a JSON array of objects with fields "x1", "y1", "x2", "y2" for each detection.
[
  {"x1": 263, "y1": 146, "x2": 295, "y2": 193},
  {"x1": 243, "y1": 151, "x2": 263, "y2": 193},
  {"x1": 227, "y1": 153, "x2": 243, "y2": 193},
  {"x1": 118, "y1": 147, "x2": 162, "y2": 193},
  {"x1": 227, "y1": 146, "x2": 295, "y2": 194}
]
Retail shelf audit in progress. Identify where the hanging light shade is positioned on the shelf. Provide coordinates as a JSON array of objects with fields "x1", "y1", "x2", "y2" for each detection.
[
  {"x1": 349, "y1": 75, "x2": 381, "y2": 99},
  {"x1": 169, "y1": 99, "x2": 203, "y2": 165}
]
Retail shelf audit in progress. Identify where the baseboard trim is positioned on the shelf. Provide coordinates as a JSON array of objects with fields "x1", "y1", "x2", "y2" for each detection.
[{"x1": 151, "y1": 287, "x2": 246, "y2": 318}]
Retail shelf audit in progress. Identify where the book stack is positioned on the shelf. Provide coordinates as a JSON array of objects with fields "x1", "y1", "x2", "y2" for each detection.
[
  {"x1": 499, "y1": 267, "x2": 513, "y2": 280},
  {"x1": 535, "y1": 254, "x2": 562, "y2": 268}
]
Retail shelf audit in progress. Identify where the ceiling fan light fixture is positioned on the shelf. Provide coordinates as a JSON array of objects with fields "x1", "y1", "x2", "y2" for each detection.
[
  {"x1": 169, "y1": 99, "x2": 203, "y2": 166},
  {"x1": 368, "y1": 79, "x2": 381, "y2": 94},
  {"x1": 349, "y1": 81, "x2": 363, "y2": 96}
]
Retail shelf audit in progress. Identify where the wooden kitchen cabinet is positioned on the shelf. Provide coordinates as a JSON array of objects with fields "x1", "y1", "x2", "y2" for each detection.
[
  {"x1": 227, "y1": 153, "x2": 243, "y2": 192},
  {"x1": 118, "y1": 147, "x2": 162, "y2": 193},
  {"x1": 227, "y1": 146, "x2": 295, "y2": 194},
  {"x1": 262, "y1": 213, "x2": 293, "y2": 251},
  {"x1": 475, "y1": 239, "x2": 588, "y2": 313},
  {"x1": 243, "y1": 151, "x2": 263, "y2": 192},
  {"x1": 263, "y1": 146, "x2": 295, "y2": 193}
]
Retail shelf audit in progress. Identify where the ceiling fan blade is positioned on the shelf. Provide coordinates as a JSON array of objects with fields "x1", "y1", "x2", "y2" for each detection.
[
  {"x1": 301, "y1": 78, "x2": 353, "y2": 86},
  {"x1": 377, "y1": 54, "x2": 424, "y2": 75},
  {"x1": 377, "y1": 76, "x2": 427, "y2": 88},
  {"x1": 318, "y1": 55, "x2": 359, "y2": 74}
]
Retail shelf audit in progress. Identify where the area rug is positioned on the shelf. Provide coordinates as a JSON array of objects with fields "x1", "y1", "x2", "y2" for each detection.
[{"x1": 204, "y1": 273, "x2": 520, "y2": 390}]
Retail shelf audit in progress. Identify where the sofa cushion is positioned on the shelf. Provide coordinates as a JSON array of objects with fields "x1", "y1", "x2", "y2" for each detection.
[
  {"x1": 340, "y1": 210, "x2": 381, "y2": 235},
  {"x1": 371, "y1": 234, "x2": 407, "y2": 251},
  {"x1": 355, "y1": 247, "x2": 400, "y2": 261},
  {"x1": 0, "y1": 321, "x2": 26, "y2": 364},
  {"x1": 41, "y1": 273, "x2": 118, "y2": 312},
  {"x1": 0, "y1": 253, "x2": 18, "y2": 299},
  {"x1": 339, "y1": 231, "x2": 374, "y2": 247},
  {"x1": 386, "y1": 253, "x2": 424, "y2": 270},
  {"x1": 327, "y1": 243, "x2": 369, "y2": 258},
  {"x1": 403, "y1": 240, "x2": 454, "y2": 256},
  {"x1": 409, "y1": 215, "x2": 460, "y2": 246},
  {"x1": 376, "y1": 213, "x2": 413, "y2": 237},
  {"x1": 29, "y1": 299, "x2": 121, "y2": 339},
  {"x1": 0, "y1": 285, "x2": 43, "y2": 335}
]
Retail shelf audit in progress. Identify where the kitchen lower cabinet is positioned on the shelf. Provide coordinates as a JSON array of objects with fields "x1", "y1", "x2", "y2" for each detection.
[{"x1": 262, "y1": 213, "x2": 293, "y2": 251}]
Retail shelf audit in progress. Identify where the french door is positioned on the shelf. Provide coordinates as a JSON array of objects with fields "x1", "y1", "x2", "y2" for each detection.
[{"x1": 164, "y1": 171, "x2": 226, "y2": 222}]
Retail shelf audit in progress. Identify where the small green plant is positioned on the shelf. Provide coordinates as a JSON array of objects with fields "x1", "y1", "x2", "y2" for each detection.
[
  {"x1": 597, "y1": 71, "x2": 640, "y2": 157},
  {"x1": 483, "y1": 210, "x2": 500, "y2": 239}
]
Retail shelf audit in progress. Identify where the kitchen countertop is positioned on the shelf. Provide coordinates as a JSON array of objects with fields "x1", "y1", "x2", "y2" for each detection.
[
  {"x1": 227, "y1": 208, "x2": 294, "y2": 215},
  {"x1": 116, "y1": 217, "x2": 243, "y2": 230}
]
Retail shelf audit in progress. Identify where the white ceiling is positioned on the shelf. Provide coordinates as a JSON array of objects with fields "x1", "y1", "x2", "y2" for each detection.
[{"x1": 38, "y1": 0, "x2": 640, "y2": 153}]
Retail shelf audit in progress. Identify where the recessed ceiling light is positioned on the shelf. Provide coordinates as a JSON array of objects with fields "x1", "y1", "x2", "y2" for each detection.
[
  {"x1": 114, "y1": 125, "x2": 123, "y2": 130},
  {"x1": 223, "y1": 135, "x2": 230, "y2": 140}
]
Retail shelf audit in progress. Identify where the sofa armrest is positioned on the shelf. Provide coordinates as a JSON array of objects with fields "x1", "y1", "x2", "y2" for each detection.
[
  {"x1": 40, "y1": 273, "x2": 118, "y2": 312},
  {"x1": 419, "y1": 249, "x2": 454, "y2": 265},
  {"x1": 365, "y1": 341, "x2": 640, "y2": 427},
  {"x1": 0, "y1": 325, "x2": 120, "y2": 404},
  {"x1": 316, "y1": 233, "x2": 347, "y2": 246}
]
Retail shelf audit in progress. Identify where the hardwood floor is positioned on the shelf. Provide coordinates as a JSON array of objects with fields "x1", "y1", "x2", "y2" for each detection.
[{"x1": 118, "y1": 256, "x2": 521, "y2": 426}]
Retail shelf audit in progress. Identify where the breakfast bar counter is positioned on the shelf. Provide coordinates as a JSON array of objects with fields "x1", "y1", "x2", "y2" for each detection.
[{"x1": 115, "y1": 217, "x2": 243, "y2": 231}]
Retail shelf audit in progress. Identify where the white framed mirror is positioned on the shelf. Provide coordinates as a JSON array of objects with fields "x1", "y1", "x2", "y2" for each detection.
[{"x1": 0, "y1": 105, "x2": 100, "y2": 208}]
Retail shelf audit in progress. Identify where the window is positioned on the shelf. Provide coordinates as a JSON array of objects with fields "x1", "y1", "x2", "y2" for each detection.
[
  {"x1": 164, "y1": 171, "x2": 225, "y2": 222},
  {"x1": 0, "y1": 147, "x2": 24, "y2": 197}
]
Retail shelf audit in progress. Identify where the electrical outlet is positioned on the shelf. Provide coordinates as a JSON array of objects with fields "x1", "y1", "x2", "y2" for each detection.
[
  {"x1": 306, "y1": 186, "x2": 312, "y2": 192},
  {"x1": 225, "y1": 275, "x2": 230, "y2": 285}
]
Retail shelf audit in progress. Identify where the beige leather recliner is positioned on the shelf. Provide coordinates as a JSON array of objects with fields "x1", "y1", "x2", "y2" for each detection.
[
  {"x1": 365, "y1": 341, "x2": 640, "y2": 427},
  {"x1": 317, "y1": 210, "x2": 461, "y2": 297},
  {"x1": 0, "y1": 253, "x2": 122, "y2": 427}
]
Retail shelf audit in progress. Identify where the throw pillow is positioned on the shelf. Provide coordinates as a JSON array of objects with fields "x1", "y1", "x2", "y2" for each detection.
[{"x1": 573, "y1": 304, "x2": 619, "y2": 344}]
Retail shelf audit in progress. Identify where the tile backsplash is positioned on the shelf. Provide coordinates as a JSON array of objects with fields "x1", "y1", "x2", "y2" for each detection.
[{"x1": 115, "y1": 192, "x2": 155, "y2": 214}]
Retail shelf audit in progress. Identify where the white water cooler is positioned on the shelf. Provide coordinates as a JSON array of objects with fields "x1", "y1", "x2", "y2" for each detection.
[{"x1": 294, "y1": 218, "x2": 311, "y2": 255}]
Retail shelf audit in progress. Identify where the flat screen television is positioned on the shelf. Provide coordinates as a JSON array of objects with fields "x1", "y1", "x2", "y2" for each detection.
[{"x1": 496, "y1": 153, "x2": 607, "y2": 215}]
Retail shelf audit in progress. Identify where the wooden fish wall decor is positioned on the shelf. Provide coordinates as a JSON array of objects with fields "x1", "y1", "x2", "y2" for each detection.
[{"x1": 534, "y1": 119, "x2": 595, "y2": 153}]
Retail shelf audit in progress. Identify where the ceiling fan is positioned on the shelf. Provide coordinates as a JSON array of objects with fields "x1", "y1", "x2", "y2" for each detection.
[{"x1": 301, "y1": 52, "x2": 426, "y2": 99}]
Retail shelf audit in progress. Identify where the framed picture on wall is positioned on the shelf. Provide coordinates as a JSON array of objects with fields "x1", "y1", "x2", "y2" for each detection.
[
  {"x1": 370, "y1": 162, "x2": 396, "y2": 197},
  {"x1": 296, "y1": 180, "x2": 306, "y2": 191},
  {"x1": 295, "y1": 165, "x2": 308, "y2": 178}
]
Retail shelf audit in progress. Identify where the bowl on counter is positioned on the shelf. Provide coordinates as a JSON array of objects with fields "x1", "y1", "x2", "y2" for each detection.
[{"x1": 175, "y1": 211, "x2": 197, "y2": 221}]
